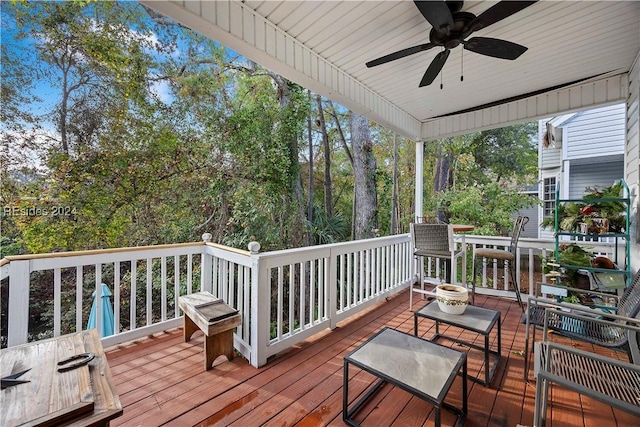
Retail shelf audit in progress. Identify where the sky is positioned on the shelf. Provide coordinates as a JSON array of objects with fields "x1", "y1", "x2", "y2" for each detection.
[{"x1": 1, "y1": 2, "x2": 176, "y2": 117}]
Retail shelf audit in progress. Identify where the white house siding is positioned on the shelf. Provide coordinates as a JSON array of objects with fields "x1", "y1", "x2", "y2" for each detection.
[
  {"x1": 568, "y1": 161, "x2": 625, "y2": 199},
  {"x1": 565, "y1": 103, "x2": 627, "y2": 160},
  {"x1": 626, "y1": 54, "x2": 640, "y2": 274},
  {"x1": 518, "y1": 203, "x2": 540, "y2": 239}
]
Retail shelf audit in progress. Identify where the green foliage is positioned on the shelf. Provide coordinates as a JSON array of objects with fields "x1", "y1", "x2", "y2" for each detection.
[
  {"x1": 307, "y1": 205, "x2": 348, "y2": 245},
  {"x1": 435, "y1": 183, "x2": 539, "y2": 236},
  {"x1": 540, "y1": 181, "x2": 627, "y2": 233},
  {"x1": 422, "y1": 123, "x2": 538, "y2": 229},
  {"x1": 2, "y1": 1, "x2": 540, "y2": 257}
]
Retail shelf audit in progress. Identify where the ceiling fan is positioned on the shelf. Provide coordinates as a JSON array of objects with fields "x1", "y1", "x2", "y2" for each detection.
[{"x1": 366, "y1": 1, "x2": 537, "y2": 87}]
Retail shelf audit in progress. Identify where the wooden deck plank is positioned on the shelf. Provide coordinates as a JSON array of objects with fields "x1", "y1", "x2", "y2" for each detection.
[{"x1": 104, "y1": 290, "x2": 638, "y2": 427}]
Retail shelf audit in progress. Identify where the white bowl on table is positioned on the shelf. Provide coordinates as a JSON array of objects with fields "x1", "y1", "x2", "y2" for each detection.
[{"x1": 435, "y1": 284, "x2": 469, "y2": 315}]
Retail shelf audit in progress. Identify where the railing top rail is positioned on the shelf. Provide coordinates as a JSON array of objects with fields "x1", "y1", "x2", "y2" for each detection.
[
  {"x1": 253, "y1": 234, "x2": 410, "y2": 260},
  {"x1": 1, "y1": 241, "x2": 206, "y2": 263},
  {"x1": 204, "y1": 242, "x2": 250, "y2": 256}
]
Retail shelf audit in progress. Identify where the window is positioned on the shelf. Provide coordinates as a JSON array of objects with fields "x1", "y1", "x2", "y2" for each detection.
[{"x1": 543, "y1": 177, "x2": 556, "y2": 218}]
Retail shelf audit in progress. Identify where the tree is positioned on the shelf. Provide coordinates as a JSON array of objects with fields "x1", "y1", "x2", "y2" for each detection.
[
  {"x1": 425, "y1": 122, "x2": 539, "y2": 234},
  {"x1": 350, "y1": 113, "x2": 378, "y2": 239},
  {"x1": 315, "y1": 95, "x2": 332, "y2": 218}
]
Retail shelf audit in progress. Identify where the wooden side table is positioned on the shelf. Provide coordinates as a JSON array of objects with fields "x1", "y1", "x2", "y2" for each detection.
[
  {"x1": 0, "y1": 329, "x2": 122, "y2": 427},
  {"x1": 178, "y1": 291, "x2": 241, "y2": 370}
]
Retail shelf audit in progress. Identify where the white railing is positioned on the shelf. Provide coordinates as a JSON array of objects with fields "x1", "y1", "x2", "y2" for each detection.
[
  {"x1": 252, "y1": 234, "x2": 412, "y2": 366},
  {"x1": 0, "y1": 234, "x2": 413, "y2": 367},
  {"x1": 464, "y1": 235, "x2": 627, "y2": 298},
  {"x1": 2, "y1": 243, "x2": 209, "y2": 349},
  {"x1": 0, "y1": 234, "x2": 626, "y2": 367}
]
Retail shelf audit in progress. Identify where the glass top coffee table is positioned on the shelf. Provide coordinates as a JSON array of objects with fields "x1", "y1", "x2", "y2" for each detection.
[
  {"x1": 414, "y1": 301, "x2": 502, "y2": 387},
  {"x1": 343, "y1": 327, "x2": 467, "y2": 427}
]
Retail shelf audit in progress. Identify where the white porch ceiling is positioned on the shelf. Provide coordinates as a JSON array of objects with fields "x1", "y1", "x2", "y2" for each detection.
[{"x1": 143, "y1": 1, "x2": 640, "y2": 141}]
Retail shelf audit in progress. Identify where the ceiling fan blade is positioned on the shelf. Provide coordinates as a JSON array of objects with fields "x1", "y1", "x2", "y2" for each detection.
[
  {"x1": 413, "y1": 1, "x2": 454, "y2": 34},
  {"x1": 366, "y1": 43, "x2": 435, "y2": 68},
  {"x1": 471, "y1": 1, "x2": 537, "y2": 31},
  {"x1": 419, "y1": 49, "x2": 450, "y2": 87},
  {"x1": 463, "y1": 37, "x2": 528, "y2": 60}
]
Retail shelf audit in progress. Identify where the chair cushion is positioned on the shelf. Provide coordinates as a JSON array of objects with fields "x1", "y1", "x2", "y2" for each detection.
[
  {"x1": 414, "y1": 249, "x2": 454, "y2": 258},
  {"x1": 474, "y1": 248, "x2": 514, "y2": 261}
]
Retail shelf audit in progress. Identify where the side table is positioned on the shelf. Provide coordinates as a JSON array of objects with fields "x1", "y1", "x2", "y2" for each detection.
[
  {"x1": 343, "y1": 327, "x2": 467, "y2": 427},
  {"x1": 414, "y1": 301, "x2": 501, "y2": 386},
  {"x1": 178, "y1": 291, "x2": 241, "y2": 370}
]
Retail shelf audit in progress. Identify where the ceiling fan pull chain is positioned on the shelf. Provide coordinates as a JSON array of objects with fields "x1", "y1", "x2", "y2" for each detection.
[
  {"x1": 460, "y1": 49, "x2": 464, "y2": 82},
  {"x1": 440, "y1": 48, "x2": 444, "y2": 89}
]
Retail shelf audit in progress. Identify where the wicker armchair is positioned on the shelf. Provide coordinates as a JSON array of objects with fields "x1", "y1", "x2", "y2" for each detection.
[
  {"x1": 524, "y1": 269, "x2": 640, "y2": 380},
  {"x1": 409, "y1": 223, "x2": 465, "y2": 310},
  {"x1": 533, "y1": 307, "x2": 640, "y2": 426}
]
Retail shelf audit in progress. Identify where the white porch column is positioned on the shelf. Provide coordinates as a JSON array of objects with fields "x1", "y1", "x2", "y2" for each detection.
[
  {"x1": 626, "y1": 53, "x2": 639, "y2": 271},
  {"x1": 414, "y1": 140, "x2": 424, "y2": 222}
]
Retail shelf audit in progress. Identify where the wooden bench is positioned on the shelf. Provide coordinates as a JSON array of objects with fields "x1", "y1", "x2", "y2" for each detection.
[{"x1": 178, "y1": 291, "x2": 241, "y2": 370}]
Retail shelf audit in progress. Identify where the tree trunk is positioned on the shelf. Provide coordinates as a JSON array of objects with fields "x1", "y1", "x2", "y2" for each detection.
[
  {"x1": 350, "y1": 113, "x2": 378, "y2": 239},
  {"x1": 271, "y1": 74, "x2": 308, "y2": 247},
  {"x1": 433, "y1": 140, "x2": 453, "y2": 223},
  {"x1": 59, "y1": 65, "x2": 70, "y2": 154},
  {"x1": 307, "y1": 90, "x2": 314, "y2": 230},
  {"x1": 316, "y1": 95, "x2": 332, "y2": 218},
  {"x1": 391, "y1": 133, "x2": 399, "y2": 234}
]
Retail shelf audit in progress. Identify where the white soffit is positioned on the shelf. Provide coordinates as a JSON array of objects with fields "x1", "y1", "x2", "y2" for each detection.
[
  {"x1": 141, "y1": 1, "x2": 640, "y2": 142},
  {"x1": 141, "y1": 0, "x2": 422, "y2": 140}
]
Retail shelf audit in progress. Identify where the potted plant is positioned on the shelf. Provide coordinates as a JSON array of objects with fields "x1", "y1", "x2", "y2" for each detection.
[
  {"x1": 540, "y1": 181, "x2": 627, "y2": 234},
  {"x1": 542, "y1": 243, "x2": 594, "y2": 288}
]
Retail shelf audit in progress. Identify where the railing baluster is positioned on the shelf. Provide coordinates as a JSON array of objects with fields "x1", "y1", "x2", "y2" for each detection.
[
  {"x1": 96, "y1": 264, "x2": 102, "y2": 336},
  {"x1": 54, "y1": 268, "x2": 61, "y2": 337},
  {"x1": 289, "y1": 263, "x2": 294, "y2": 335},
  {"x1": 300, "y1": 261, "x2": 306, "y2": 329},
  {"x1": 131, "y1": 260, "x2": 137, "y2": 330},
  {"x1": 187, "y1": 254, "x2": 193, "y2": 294},
  {"x1": 310, "y1": 260, "x2": 316, "y2": 324},
  {"x1": 174, "y1": 255, "x2": 180, "y2": 318},
  {"x1": 114, "y1": 261, "x2": 120, "y2": 334},
  {"x1": 161, "y1": 257, "x2": 167, "y2": 322},
  {"x1": 76, "y1": 265, "x2": 83, "y2": 333},
  {"x1": 277, "y1": 266, "x2": 283, "y2": 339},
  {"x1": 146, "y1": 258, "x2": 152, "y2": 326}
]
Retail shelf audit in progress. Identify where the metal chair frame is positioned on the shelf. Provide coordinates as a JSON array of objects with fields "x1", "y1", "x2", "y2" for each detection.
[
  {"x1": 472, "y1": 216, "x2": 529, "y2": 311},
  {"x1": 533, "y1": 308, "x2": 640, "y2": 426}
]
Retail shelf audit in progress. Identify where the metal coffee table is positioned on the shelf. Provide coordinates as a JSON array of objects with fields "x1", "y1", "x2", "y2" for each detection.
[
  {"x1": 343, "y1": 327, "x2": 467, "y2": 427},
  {"x1": 414, "y1": 301, "x2": 501, "y2": 386}
]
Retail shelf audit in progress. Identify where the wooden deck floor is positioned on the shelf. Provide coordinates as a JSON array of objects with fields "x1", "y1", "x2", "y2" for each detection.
[{"x1": 105, "y1": 290, "x2": 638, "y2": 426}]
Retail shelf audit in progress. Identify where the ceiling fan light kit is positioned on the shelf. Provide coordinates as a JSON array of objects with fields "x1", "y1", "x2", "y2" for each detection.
[{"x1": 366, "y1": 1, "x2": 537, "y2": 87}]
